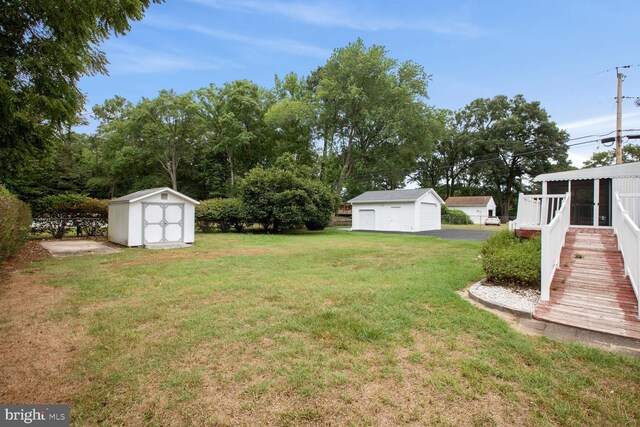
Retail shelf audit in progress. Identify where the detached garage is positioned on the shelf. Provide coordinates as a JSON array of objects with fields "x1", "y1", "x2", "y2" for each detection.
[
  {"x1": 108, "y1": 187, "x2": 199, "y2": 247},
  {"x1": 349, "y1": 188, "x2": 444, "y2": 232}
]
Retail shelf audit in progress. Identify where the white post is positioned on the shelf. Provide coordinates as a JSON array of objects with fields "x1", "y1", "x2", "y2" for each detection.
[{"x1": 594, "y1": 179, "x2": 599, "y2": 227}]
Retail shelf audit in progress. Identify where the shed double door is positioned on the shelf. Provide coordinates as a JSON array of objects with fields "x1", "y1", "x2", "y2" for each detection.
[{"x1": 142, "y1": 203, "x2": 184, "y2": 244}]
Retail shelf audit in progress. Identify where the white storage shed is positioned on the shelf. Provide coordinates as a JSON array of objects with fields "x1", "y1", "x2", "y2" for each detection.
[
  {"x1": 108, "y1": 187, "x2": 199, "y2": 247},
  {"x1": 349, "y1": 188, "x2": 444, "y2": 232},
  {"x1": 444, "y1": 196, "x2": 497, "y2": 224}
]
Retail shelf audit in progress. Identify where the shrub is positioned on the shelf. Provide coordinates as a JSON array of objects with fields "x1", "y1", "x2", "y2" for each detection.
[
  {"x1": 0, "y1": 185, "x2": 32, "y2": 261},
  {"x1": 238, "y1": 156, "x2": 337, "y2": 232},
  {"x1": 195, "y1": 198, "x2": 247, "y2": 232},
  {"x1": 441, "y1": 205, "x2": 473, "y2": 225},
  {"x1": 480, "y1": 230, "x2": 541, "y2": 288},
  {"x1": 31, "y1": 194, "x2": 108, "y2": 238}
]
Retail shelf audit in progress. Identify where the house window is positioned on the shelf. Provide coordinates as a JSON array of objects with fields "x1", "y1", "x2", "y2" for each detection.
[
  {"x1": 488, "y1": 209, "x2": 494, "y2": 217},
  {"x1": 161, "y1": 193, "x2": 168, "y2": 200}
]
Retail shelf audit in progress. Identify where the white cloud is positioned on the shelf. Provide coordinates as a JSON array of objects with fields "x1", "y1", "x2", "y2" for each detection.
[
  {"x1": 105, "y1": 43, "x2": 244, "y2": 74},
  {"x1": 559, "y1": 111, "x2": 640, "y2": 133},
  {"x1": 190, "y1": 0, "x2": 483, "y2": 36},
  {"x1": 145, "y1": 18, "x2": 330, "y2": 59}
]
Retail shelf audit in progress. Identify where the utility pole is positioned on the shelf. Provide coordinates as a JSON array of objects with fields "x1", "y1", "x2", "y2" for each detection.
[{"x1": 615, "y1": 66, "x2": 630, "y2": 165}]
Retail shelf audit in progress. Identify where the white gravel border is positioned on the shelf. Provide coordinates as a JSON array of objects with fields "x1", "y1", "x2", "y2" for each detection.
[{"x1": 469, "y1": 281, "x2": 539, "y2": 316}]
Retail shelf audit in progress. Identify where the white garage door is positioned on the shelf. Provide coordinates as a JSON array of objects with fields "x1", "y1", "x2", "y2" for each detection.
[
  {"x1": 419, "y1": 203, "x2": 439, "y2": 231},
  {"x1": 359, "y1": 209, "x2": 376, "y2": 230},
  {"x1": 143, "y1": 203, "x2": 184, "y2": 244}
]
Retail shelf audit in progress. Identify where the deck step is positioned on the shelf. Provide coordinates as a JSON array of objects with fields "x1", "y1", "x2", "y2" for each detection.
[{"x1": 535, "y1": 229, "x2": 640, "y2": 339}]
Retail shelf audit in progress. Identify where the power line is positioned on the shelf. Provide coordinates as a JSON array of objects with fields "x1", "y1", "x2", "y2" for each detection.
[{"x1": 341, "y1": 130, "x2": 640, "y2": 183}]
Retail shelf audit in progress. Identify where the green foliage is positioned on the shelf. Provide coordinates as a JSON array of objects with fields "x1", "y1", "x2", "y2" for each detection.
[
  {"x1": 481, "y1": 230, "x2": 541, "y2": 287},
  {"x1": 441, "y1": 205, "x2": 473, "y2": 225},
  {"x1": 457, "y1": 95, "x2": 570, "y2": 217},
  {"x1": 0, "y1": 185, "x2": 32, "y2": 261},
  {"x1": 31, "y1": 193, "x2": 107, "y2": 238},
  {"x1": 238, "y1": 155, "x2": 337, "y2": 232},
  {"x1": 195, "y1": 198, "x2": 247, "y2": 232},
  {"x1": 583, "y1": 144, "x2": 640, "y2": 168},
  {"x1": 0, "y1": 0, "x2": 161, "y2": 160},
  {"x1": 315, "y1": 38, "x2": 436, "y2": 195}
]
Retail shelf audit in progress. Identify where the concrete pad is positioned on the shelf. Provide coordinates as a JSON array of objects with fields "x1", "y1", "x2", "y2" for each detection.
[
  {"x1": 40, "y1": 240, "x2": 120, "y2": 257},
  {"x1": 145, "y1": 242, "x2": 192, "y2": 250}
]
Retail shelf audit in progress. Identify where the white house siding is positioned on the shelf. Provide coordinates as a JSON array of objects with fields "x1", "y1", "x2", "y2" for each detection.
[
  {"x1": 453, "y1": 202, "x2": 496, "y2": 224},
  {"x1": 108, "y1": 204, "x2": 129, "y2": 246}
]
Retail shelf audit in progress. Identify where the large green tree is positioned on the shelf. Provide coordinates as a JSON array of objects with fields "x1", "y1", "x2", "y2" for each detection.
[
  {"x1": 0, "y1": 0, "x2": 161, "y2": 156},
  {"x1": 459, "y1": 95, "x2": 569, "y2": 218},
  {"x1": 315, "y1": 39, "x2": 435, "y2": 196},
  {"x1": 133, "y1": 90, "x2": 202, "y2": 191},
  {"x1": 198, "y1": 81, "x2": 269, "y2": 188}
]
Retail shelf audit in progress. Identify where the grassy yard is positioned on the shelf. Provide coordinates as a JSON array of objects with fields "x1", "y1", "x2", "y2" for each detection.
[{"x1": 1, "y1": 230, "x2": 639, "y2": 426}]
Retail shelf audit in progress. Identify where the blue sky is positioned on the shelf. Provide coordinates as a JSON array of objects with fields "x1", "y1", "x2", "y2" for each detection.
[{"x1": 78, "y1": 0, "x2": 640, "y2": 166}]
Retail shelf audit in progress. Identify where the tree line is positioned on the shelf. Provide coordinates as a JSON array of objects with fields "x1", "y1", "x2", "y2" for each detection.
[{"x1": 1, "y1": 0, "x2": 577, "y2": 218}]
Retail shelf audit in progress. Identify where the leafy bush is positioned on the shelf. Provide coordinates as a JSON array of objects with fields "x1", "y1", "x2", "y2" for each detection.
[
  {"x1": 195, "y1": 198, "x2": 247, "y2": 232},
  {"x1": 31, "y1": 194, "x2": 108, "y2": 238},
  {"x1": 441, "y1": 205, "x2": 473, "y2": 225},
  {"x1": 238, "y1": 155, "x2": 337, "y2": 232},
  {"x1": 481, "y1": 230, "x2": 541, "y2": 287},
  {"x1": 0, "y1": 185, "x2": 32, "y2": 261}
]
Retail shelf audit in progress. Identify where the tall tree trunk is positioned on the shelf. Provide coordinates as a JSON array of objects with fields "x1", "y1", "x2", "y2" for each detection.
[
  {"x1": 228, "y1": 150, "x2": 235, "y2": 187},
  {"x1": 320, "y1": 128, "x2": 330, "y2": 180}
]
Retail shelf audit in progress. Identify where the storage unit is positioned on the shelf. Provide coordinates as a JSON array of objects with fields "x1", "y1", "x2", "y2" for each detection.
[
  {"x1": 108, "y1": 187, "x2": 199, "y2": 247},
  {"x1": 444, "y1": 196, "x2": 497, "y2": 224},
  {"x1": 348, "y1": 188, "x2": 444, "y2": 232}
]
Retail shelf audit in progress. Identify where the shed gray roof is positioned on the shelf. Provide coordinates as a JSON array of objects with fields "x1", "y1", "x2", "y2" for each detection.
[
  {"x1": 534, "y1": 162, "x2": 640, "y2": 182},
  {"x1": 348, "y1": 188, "x2": 443, "y2": 203},
  {"x1": 109, "y1": 187, "x2": 200, "y2": 205}
]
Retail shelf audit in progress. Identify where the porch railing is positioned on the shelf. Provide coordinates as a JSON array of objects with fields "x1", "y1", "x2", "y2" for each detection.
[
  {"x1": 613, "y1": 193, "x2": 640, "y2": 316},
  {"x1": 510, "y1": 193, "x2": 569, "y2": 230},
  {"x1": 540, "y1": 193, "x2": 571, "y2": 301}
]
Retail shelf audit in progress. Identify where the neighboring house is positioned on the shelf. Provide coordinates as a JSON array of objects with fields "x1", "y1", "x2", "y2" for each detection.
[
  {"x1": 511, "y1": 162, "x2": 640, "y2": 338},
  {"x1": 349, "y1": 188, "x2": 444, "y2": 232},
  {"x1": 444, "y1": 196, "x2": 496, "y2": 224},
  {"x1": 108, "y1": 187, "x2": 199, "y2": 247}
]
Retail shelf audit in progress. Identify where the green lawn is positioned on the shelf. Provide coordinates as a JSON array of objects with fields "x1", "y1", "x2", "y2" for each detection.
[{"x1": 3, "y1": 230, "x2": 640, "y2": 426}]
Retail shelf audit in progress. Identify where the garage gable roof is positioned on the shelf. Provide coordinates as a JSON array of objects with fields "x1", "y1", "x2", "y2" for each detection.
[
  {"x1": 348, "y1": 188, "x2": 443, "y2": 204},
  {"x1": 445, "y1": 196, "x2": 494, "y2": 207},
  {"x1": 109, "y1": 187, "x2": 200, "y2": 205}
]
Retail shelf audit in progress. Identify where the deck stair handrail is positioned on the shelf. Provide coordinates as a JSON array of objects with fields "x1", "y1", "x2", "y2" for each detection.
[
  {"x1": 513, "y1": 193, "x2": 568, "y2": 229},
  {"x1": 613, "y1": 192, "x2": 640, "y2": 317},
  {"x1": 540, "y1": 192, "x2": 571, "y2": 301}
]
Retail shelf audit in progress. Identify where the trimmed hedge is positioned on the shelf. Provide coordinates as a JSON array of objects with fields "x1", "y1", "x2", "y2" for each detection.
[
  {"x1": 0, "y1": 185, "x2": 32, "y2": 261},
  {"x1": 195, "y1": 198, "x2": 247, "y2": 232},
  {"x1": 481, "y1": 230, "x2": 541, "y2": 287},
  {"x1": 441, "y1": 205, "x2": 473, "y2": 225},
  {"x1": 31, "y1": 194, "x2": 108, "y2": 238}
]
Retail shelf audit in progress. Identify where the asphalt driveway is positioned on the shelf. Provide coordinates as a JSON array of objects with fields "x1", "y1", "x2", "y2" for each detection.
[{"x1": 351, "y1": 229, "x2": 494, "y2": 241}]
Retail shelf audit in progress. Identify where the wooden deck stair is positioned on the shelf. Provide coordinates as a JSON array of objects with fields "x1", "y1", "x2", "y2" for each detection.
[{"x1": 534, "y1": 228, "x2": 640, "y2": 339}]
